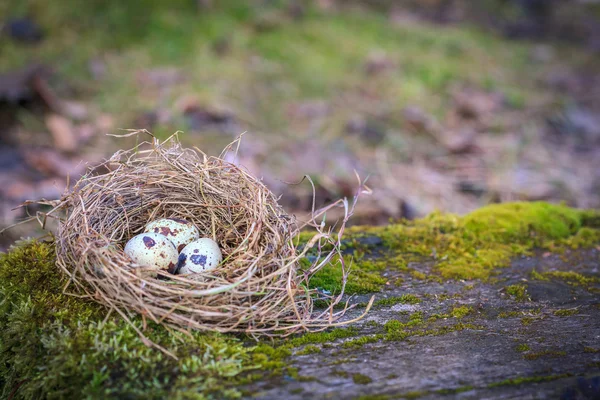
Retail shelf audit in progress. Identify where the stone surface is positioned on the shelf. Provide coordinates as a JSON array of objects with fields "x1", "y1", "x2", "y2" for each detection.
[{"x1": 248, "y1": 248, "x2": 600, "y2": 399}]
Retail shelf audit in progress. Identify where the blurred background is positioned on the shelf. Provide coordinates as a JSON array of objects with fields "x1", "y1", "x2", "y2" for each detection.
[{"x1": 1, "y1": 0, "x2": 600, "y2": 250}]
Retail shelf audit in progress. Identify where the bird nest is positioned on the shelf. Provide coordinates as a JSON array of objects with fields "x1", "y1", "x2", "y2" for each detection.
[{"x1": 39, "y1": 132, "x2": 369, "y2": 342}]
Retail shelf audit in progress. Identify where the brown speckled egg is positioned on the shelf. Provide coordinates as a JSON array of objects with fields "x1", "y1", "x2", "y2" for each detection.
[
  {"x1": 124, "y1": 232, "x2": 179, "y2": 274},
  {"x1": 144, "y1": 218, "x2": 200, "y2": 252},
  {"x1": 177, "y1": 238, "x2": 222, "y2": 274}
]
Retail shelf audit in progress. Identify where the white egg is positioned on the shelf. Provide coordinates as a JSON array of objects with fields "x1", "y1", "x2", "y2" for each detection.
[
  {"x1": 144, "y1": 218, "x2": 200, "y2": 252},
  {"x1": 177, "y1": 238, "x2": 223, "y2": 274},
  {"x1": 124, "y1": 232, "x2": 179, "y2": 274}
]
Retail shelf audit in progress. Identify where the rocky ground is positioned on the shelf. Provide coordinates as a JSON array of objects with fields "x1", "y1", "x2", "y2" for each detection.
[{"x1": 245, "y1": 247, "x2": 600, "y2": 399}]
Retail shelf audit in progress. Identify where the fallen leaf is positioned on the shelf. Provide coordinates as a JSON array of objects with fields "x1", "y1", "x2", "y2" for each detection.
[
  {"x1": 22, "y1": 148, "x2": 86, "y2": 177},
  {"x1": 46, "y1": 114, "x2": 78, "y2": 153}
]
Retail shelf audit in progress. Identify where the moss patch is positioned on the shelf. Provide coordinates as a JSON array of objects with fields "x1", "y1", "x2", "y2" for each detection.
[
  {"x1": 0, "y1": 241, "x2": 262, "y2": 399},
  {"x1": 487, "y1": 373, "x2": 572, "y2": 388},
  {"x1": 553, "y1": 308, "x2": 579, "y2": 317},
  {"x1": 540, "y1": 271, "x2": 598, "y2": 287},
  {"x1": 296, "y1": 345, "x2": 321, "y2": 355},
  {"x1": 516, "y1": 344, "x2": 531, "y2": 352},
  {"x1": 374, "y1": 294, "x2": 421, "y2": 307},
  {"x1": 314, "y1": 202, "x2": 600, "y2": 288},
  {"x1": 308, "y1": 256, "x2": 387, "y2": 295},
  {"x1": 523, "y1": 350, "x2": 567, "y2": 361},
  {"x1": 450, "y1": 305, "x2": 473, "y2": 319},
  {"x1": 506, "y1": 284, "x2": 531, "y2": 302},
  {"x1": 352, "y1": 373, "x2": 373, "y2": 385}
]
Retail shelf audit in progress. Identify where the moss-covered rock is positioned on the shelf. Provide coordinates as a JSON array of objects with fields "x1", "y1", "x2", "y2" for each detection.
[
  {"x1": 0, "y1": 241, "x2": 263, "y2": 399},
  {"x1": 1, "y1": 202, "x2": 599, "y2": 399},
  {"x1": 310, "y1": 201, "x2": 600, "y2": 289}
]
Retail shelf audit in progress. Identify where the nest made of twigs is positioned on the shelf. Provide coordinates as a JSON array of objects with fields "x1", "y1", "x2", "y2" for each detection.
[{"x1": 42, "y1": 132, "x2": 369, "y2": 339}]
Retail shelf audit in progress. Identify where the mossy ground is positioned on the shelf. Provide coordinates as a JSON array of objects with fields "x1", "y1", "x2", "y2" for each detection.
[
  {"x1": 309, "y1": 201, "x2": 600, "y2": 294},
  {"x1": 1, "y1": 202, "x2": 599, "y2": 398}
]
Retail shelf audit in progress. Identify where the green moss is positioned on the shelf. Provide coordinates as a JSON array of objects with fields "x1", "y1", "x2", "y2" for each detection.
[
  {"x1": 520, "y1": 317, "x2": 536, "y2": 326},
  {"x1": 516, "y1": 343, "x2": 531, "y2": 352},
  {"x1": 308, "y1": 202, "x2": 599, "y2": 293},
  {"x1": 297, "y1": 375, "x2": 317, "y2": 382},
  {"x1": 286, "y1": 327, "x2": 358, "y2": 347},
  {"x1": 530, "y1": 269, "x2": 548, "y2": 281},
  {"x1": 401, "y1": 391, "x2": 428, "y2": 399},
  {"x1": 331, "y1": 369, "x2": 349, "y2": 378},
  {"x1": 584, "y1": 347, "x2": 599, "y2": 353},
  {"x1": 523, "y1": 350, "x2": 567, "y2": 360},
  {"x1": 356, "y1": 395, "x2": 390, "y2": 400},
  {"x1": 0, "y1": 240, "x2": 286, "y2": 399},
  {"x1": 418, "y1": 323, "x2": 480, "y2": 337},
  {"x1": 506, "y1": 284, "x2": 530, "y2": 302},
  {"x1": 309, "y1": 256, "x2": 387, "y2": 295},
  {"x1": 545, "y1": 227, "x2": 600, "y2": 251},
  {"x1": 498, "y1": 311, "x2": 520, "y2": 318},
  {"x1": 410, "y1": 270, "x2": 427, "y2": 280},
  {"x1": 463, "y1": 202, "x2": 581, "y2": 242},
  {"x1": 383, "y1": 320, "x2": 411, "y2": 341},
  {"x1": 296, "y1": 345, "x2": 321, "y2": 355},
  {"x1": 488, "y1": 373, "x2": 571, "y2": 388},
  {"x1": 374, "y1": 294, "x2": 421, "y2": 307},
  {"x1": 327, "y1": 357, "x2": 354, "y2": 366},
  {"x1": 436, "y1": 385, "x2": 474, "y2": 395},
  {"x1": 553, "y1": 308, "x2": 579, "y2": 317},
  {"x1": 342, "y1": 335, "x2": 384, "y2": 349},
  {"x1": 542, "y1": 271, "x2": 598, "y2": 287},
  {"x1": 352, "y1": 373, "x2": 373, "y2": 385},
  {"x1": 348, "y1": 202, "x2": 598, "y2": 283},
  {"x1": 450, "y1": 305, "x2": 473, "y2": 319}
]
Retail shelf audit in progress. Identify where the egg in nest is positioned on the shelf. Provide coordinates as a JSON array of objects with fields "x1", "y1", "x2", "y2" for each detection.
[
  {"x1": 124, "y1": 232, "x2": 179, "y2": 274},
  {"x1": 177, "y1": 238, "x2": 223, "y2": 274},
  {"x1": 144, "y1": 218, "x2": 200, "y2": 252}
]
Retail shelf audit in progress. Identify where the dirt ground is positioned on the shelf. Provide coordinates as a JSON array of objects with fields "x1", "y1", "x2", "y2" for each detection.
[{"x1": 1, "y1": 1, "x2": 599, "y2": 249}]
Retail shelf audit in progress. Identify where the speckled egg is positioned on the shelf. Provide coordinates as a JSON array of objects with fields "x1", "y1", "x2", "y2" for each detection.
[
  {"x1": 177, "y1": 238, "x2": 222, "y2": 274},
  {"x1": 124, "y1": 232, "x2": 179, "y2": 274},
  {"x1": 144, "y1": 218, "x2": 200, "y2": 252}
]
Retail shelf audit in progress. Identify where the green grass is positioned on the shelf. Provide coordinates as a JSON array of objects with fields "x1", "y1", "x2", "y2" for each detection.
[{"x1": 0, "y1": 0, "x2": 564, "y2": 149}]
